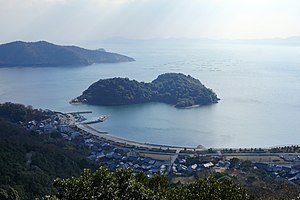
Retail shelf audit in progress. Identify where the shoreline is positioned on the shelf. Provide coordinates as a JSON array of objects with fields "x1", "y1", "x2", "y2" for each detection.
[
  {"x1": 76, "y1": 124, "x2": 298, "y2": 152},
  {"x1": 76, "y1": 124, "x2": 204, "y2": 152},
  {"x1": 75, "y1": 123, "x2": 300, "y2": 166},
  {"x1": 70, "y1": 112, "x2": 297, "y2": 152}
]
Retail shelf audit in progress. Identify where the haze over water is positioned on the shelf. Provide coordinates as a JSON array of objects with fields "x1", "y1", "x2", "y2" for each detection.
[{"x1": 1, "y1": 42, "x2": 300, "y2": 148}]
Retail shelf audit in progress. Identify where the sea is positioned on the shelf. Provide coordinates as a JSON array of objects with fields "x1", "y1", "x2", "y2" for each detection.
[{"x1": 1, "y1": 41, "x2": 300, "y2": 148}]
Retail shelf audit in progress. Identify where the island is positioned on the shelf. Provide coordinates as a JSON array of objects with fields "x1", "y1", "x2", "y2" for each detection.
[
  {"x1": 0, "y1": 41, "x2": 134, "y2": 67},
  {"x1": 71, "y1": 73, "x2": 219, "y2": 108}
]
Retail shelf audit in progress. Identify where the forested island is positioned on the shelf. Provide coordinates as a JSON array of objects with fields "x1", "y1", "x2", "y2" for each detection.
[
  {"x1": 72, "y1": 73, "x2": 219, "y2": 108},
  {"x1": 0, "y1": 41, "x2": 134, "y2": 67}
]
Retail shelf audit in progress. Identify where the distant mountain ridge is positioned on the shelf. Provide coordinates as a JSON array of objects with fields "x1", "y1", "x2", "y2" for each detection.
[
  {"x1": 0, "y1": 41, "x2": 134, "y2": 67},
  {"x1": 96, "y1": 36, "x2": 300, "y2": 47}
]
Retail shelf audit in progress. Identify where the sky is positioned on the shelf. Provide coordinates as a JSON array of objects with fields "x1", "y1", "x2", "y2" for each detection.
[{"x1": 1, "y1": 0, "x2": 300, "y2": 43}]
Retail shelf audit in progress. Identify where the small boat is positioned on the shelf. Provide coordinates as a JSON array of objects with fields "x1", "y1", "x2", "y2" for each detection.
[{"x1": 99, "y1": 115, "x2": 109, "y2": 122}]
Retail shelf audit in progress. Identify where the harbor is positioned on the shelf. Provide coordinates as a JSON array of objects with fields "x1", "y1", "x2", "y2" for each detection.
[
  {"x1": 68, "y1": 111, "x2": 198, "y2": 153},
  {"x1": 21, "y1": 108, "x2": 300, "y2": 182}
]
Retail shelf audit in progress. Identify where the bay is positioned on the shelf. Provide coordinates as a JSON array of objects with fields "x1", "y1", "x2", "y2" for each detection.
[{"x1": 1, "y1": 43, "x2": 300, "y2": 148}]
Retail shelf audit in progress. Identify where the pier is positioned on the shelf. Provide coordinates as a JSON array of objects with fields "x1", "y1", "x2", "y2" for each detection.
[
  {"x1": 82, "y1": 115, "x2": 109, "y2": 124},
  {"x1": 65, "y1": 111, "x2": 92, "y2": 114}
]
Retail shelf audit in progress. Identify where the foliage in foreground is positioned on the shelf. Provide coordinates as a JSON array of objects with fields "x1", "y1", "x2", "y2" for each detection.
[{"x1": 45, "y1": 167, "x2": 253, "y2": 200}]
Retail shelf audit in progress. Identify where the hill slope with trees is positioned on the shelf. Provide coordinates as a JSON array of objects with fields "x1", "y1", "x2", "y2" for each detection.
[{"x1": 0, "y1": 103, "x2": 96, "y2": 199}]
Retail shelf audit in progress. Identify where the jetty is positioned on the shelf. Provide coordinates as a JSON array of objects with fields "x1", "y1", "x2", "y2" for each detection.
[
  {"x1": 82, "y1": 115, "x2": 109, "y2": 124},
  {"x1": 66, "y1": 111, "x2": 92, "y2": 114}
]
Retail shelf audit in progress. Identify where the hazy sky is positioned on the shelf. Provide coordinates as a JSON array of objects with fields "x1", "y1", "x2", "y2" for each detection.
[{"x1": 1, "y1": 0, "x2": 300, "y2": 43}]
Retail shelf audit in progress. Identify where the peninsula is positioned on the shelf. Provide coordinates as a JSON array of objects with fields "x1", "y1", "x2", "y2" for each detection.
[
  {"x1": 0, "y1": 41, "x2": 134, "y2": 67},
  {"x1": 71, "y1": 73, "x2": 219, "y2": 108}
]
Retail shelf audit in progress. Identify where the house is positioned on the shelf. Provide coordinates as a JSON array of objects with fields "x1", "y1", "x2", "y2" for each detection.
[
  {"x1": 143, "y1": 158, "x2": 151, "y2": 164},
  {"x1": 177, "y1": 164, "x2": 187, "y2": 172},
  {"x1": 146, "y1": 165, "x2": 153, "y2": 170},
  {"x1": 214, "y1": 167, "x2": 226, "y2": 173},
  {"x1": 271, "y1": 165, "x2": 282, "y2": 172},
  {"x1": 84, "y1": 138, "x2": 94, "y2": 144},
  {"x1": 154, "y1": 161, "x2": 162, "y2": 167},
  {"x1": 149, "y1": 159, "x2": 156, "y2": 165},
  {"x1": 57, "y1": 125, "x2": 69, "y2": 133},
  {"x1": 217, "y1": 160, "x2": 230, "y2": 168},
  {"x1": 96, "y1": 152, "x2": 105, "y2": 159},
  {"x1": 127, "y1": 150, "x2": 140, "y2": 157},
  {"x1": 141, "y1": 165, "x2": 148, "y2": 170},
  {"x1": 289, "y1": 169, "x2": 299, "y2": 175},
  {"x1": 203, "y1": 162, "x2": 214, "y2": 168},
  {"x1": 127, "y1": 156, "x2": 138, "y2": 163},
  {"x1": 134, "y1": 164, "x2": 141, "y2": 169},
  {"x1": 102, "y1": 143, "x2": 112, "y2": 150},
  {"x1": 105, "y1": 152, "x2": 114, "y2": 159},
  {"x1": 172, "y1": 166, "x2": 177, "y2": 173},
  {"x1": 112, "y1": 153, "x2": 122, "y2": 160},
  {"x1": 150, "y1": 167, "x2": 160, "y2": 173},
  {"x1": 179, "y1": 159, "x2": 186, "y2": 164},
  {"x1": 217, "y1": 160, "x2": 225, "y2": 167},
  {"x1": 282, "y1": 166, "x2": 291, "y2": 173},
  {"x1": 123, "y1": 163, "x2": 129, "y2": 169},
  {"x1": 255, "y1": 163, "x2": 272, "y2": 171},
  {"x1": 27, "y1": 120, "x2": 37, "y2": 128},
  {"x1": 191, "y1": 164, "x2": 198, "y2": 170},
  {"x1": 186, "y1": 166, "x2": 193, "y2": 173},
  {"x1": 161, "y1": 165, "x2": 167, "y2": 170}
]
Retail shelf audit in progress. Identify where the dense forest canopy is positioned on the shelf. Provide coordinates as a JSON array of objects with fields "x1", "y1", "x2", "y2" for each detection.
[{"x1": 74, "y1": 73, "x2": 219, "y2": 108}]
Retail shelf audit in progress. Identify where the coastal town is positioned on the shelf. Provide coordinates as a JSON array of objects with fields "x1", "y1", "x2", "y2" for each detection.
[{"x1": 25, "y1": 110, "x2": 300, "y2": 184}]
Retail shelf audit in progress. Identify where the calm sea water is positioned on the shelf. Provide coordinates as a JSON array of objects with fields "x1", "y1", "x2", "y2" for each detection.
[{"x1": 1, "y1": 43, "x2": 300, "y2": 148}]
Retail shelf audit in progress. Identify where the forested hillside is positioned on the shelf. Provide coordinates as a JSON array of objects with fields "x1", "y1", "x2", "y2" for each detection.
[{"x1": 0, "y1": 103, "x2": 96, "y2": 199}]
